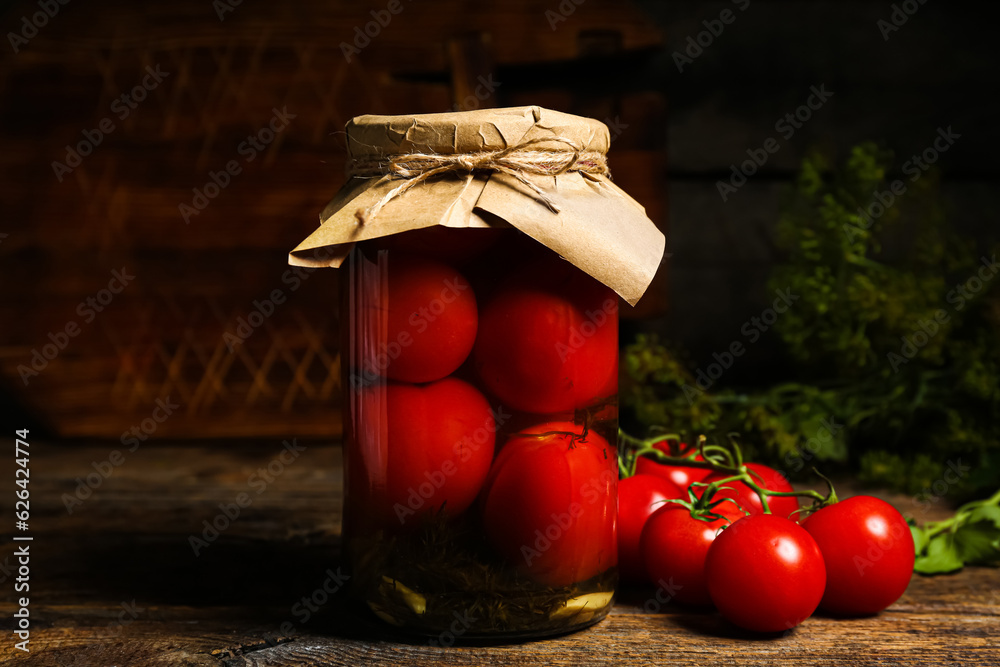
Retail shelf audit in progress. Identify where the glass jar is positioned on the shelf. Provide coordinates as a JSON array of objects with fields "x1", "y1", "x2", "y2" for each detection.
[
  {"x1": 341, "y1": 226, "x2": 619, "y2": 639},
  {"x1": 288, "y1": 106, "x2": 665, "y2": 639}
]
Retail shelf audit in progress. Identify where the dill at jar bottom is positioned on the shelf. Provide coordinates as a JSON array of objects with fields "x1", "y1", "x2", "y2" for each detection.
[{"x1": 345, "y1": 414, "x2": 620, "y2": 639}]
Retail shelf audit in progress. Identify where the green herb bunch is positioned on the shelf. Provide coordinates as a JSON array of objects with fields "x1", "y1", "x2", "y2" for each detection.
[{"x1": 624, "y1": 143, "x2": 1000, "y2": 497}]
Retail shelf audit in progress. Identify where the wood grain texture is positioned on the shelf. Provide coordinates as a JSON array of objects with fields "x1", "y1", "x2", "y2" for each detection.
[
  {"x1": 1, "y1": 0, "x2": 668, "y2": 440},
  {"x1": 0, "y1": 441, "x2": 997, "y2": 666}
]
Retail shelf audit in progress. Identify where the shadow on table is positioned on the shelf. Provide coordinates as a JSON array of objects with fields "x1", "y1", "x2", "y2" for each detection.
[
  {"x1": 616, "y1": 584, "x2": 797, "y2": 641},
  {"x1": 44, "y1": 532, "x2": 344, "y2": 607},
  {"x1": 44, "y1": 534, "x2": 817, "y2": 646},
  {"x1": 39, "y1": 531, "x2": 567, "y2": 645}
]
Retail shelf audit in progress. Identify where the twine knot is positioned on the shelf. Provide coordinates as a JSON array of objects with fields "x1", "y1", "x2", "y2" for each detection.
[{"x1": 346, "y1": 136, "x2": 609, "y2": 225}]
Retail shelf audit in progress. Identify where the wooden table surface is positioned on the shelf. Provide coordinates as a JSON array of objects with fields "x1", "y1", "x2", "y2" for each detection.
[{"x1": 1, "y1": 440, "x2": 997, "y2": 666}]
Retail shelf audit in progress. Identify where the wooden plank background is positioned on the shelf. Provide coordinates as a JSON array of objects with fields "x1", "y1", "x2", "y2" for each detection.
[
  {"x1": 2, "y1": 0, "x2": 997, "y2": 438},
  {"x1": 0, "y1": 0, "x2": 667, "y2": 438}
]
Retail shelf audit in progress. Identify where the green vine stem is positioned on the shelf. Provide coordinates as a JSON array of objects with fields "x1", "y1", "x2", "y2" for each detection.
[
  {"x1": 918, "y1": 487, "x2": 1000, "y2": 540},
  {"x1": 619, "y1": 430, "x2": 838, "y2": 515}
]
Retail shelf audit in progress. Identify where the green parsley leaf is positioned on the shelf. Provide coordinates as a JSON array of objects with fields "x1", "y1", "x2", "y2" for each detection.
[{"x1": 914, "y1": 533, "x2": 964, "y2": 575}]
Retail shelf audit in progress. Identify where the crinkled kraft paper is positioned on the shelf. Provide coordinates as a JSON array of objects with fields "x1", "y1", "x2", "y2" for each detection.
[{"x1": 289, "y1": 106, "x2": 665, "y2": 306}]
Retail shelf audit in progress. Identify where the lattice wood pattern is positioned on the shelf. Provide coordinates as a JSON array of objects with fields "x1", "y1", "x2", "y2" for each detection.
[{"x1": 0, "y1": 0, "x2": 665, "y2": 438}]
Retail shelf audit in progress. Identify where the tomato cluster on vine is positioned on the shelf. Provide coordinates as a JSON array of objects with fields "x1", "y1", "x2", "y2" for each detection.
[{"x1": 619, "y1": 435, "x2": 916, "y2": 633}]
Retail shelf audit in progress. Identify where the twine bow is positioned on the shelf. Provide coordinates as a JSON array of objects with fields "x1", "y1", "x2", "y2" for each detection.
[{"x1": 346, "y1": 137, "x2": 609, "y2": 225}]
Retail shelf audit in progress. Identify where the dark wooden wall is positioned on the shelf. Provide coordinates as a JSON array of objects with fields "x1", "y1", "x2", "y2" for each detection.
[
  {"x1": 4, "y1": 0, "x2": 996, "y2": 439},
  {"x1": 0, "y1": 0, "x2": 667, "y2": 438}
]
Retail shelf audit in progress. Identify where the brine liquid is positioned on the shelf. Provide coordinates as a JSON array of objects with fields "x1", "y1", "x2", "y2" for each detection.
[{"x1": 341, "y1": 227, "x2": 619, "y2": 638}]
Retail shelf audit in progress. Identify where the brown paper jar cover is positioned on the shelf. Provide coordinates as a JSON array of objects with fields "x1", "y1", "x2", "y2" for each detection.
[{"x1": 288, "y1": 105, "x2": 665, "y2": 306}]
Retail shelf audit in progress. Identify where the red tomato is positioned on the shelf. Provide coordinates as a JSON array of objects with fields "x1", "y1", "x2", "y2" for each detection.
[
  {"x1": 640, "y1": 502, "x2": 745, "y2": 606},
  {"x1": 802, "y1": 496, "x2": 915, "y2": 616},
  {"x1": 481, "y1": 421, "x2": 617, "y2": 587},
  {"x1": 474, "y1": 260, "x2": 617, "y2": 414},
  {"x1": 706, "y1": 515, "x2": 826, "y2": 633},
  {"x1": 634, "y1": 443, "x2": 710, "y2": 490},
  {"x1": 617, "y1": 475, "x2": 685, "y2": 583},
  {"x1": 350, "y1": 378, "x2": 496, "y2": 529},
  {"x1": 358, "y1": 256, "x2": 477, "y2": 384},
  {"x1": 596, "y1": 350, "x2": 619, "y2": 401},
  {"x1": 699, "y1": 462, "x2": 800, "y2": 519}
]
